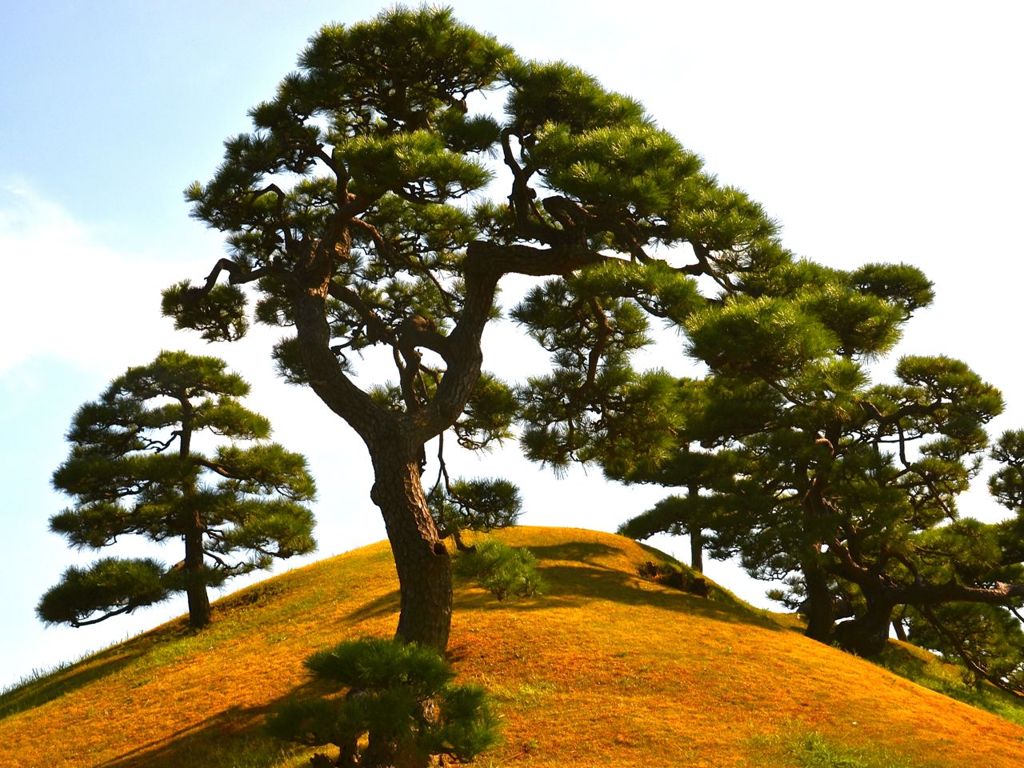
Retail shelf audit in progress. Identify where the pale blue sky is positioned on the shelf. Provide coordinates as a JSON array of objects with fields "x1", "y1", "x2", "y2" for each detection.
[{"x1": 3, "y1": 1, "x2": 1024, "y2": 688}]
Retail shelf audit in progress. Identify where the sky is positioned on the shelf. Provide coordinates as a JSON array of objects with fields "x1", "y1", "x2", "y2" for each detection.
[{"x1": 2, "y1": 1, "x2": 1023, "y2": 689}]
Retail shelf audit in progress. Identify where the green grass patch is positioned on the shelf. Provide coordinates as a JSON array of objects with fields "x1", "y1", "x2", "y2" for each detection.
[
  {"x1": 488, "y1": 679, "x2": 557, "y2": 707},
  {"x1": 754, "y1": 728, "x2": 932, "y2": 768},
  {"x1": 0, "y1": 663, "x2": 73, "y2": 719},
  {"x1": 875, "y1": 642, "x2": 1024, "y2": 729}
]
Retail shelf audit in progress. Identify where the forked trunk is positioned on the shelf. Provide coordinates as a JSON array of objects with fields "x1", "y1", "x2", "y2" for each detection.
[
  {"x1": 289, "y1": 285, "x2": 455, "y2": 651},
  {"x1": 369, "y1": 443, "x2": 452, "y2": 651},
  {"x1": 832, "y1": 595, "x2": 894, "y2": 657}
]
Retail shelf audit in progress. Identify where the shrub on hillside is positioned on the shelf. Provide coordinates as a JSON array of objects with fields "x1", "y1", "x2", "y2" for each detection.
[
  {"x1": 455, "y1": 539, "x2": 545, "y2": 601},
  {"x1": 638, "y1": 560, "x2": 709, "y2": 597},
  {"x1": 267, "y1": 637, "x2": 499, "y2": 767}
]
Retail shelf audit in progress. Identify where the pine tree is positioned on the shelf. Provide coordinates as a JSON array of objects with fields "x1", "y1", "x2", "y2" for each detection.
[
  {"x1": 267, "y1": 637, "x2": 500, "y2": 767},
  {"x1": 162, "y1": 7, "x2": 787, "y2": 650},
  {"x1": 38, "y1": 351, "x2": 316, "y2": 629},
  {"x1": 615, "y1": 261, "x2": 1024, "y2": 657}
]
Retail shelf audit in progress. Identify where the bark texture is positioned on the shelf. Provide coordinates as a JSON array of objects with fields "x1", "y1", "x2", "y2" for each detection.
[
  {"x1": 832, "y1": 596, "x2": 893, "y2": 656},
  {"x1": 369, "y1": 440, "x2": 452, "y2": 651},
  {"x1": 179, "y1": 402, "x2": 212, "y2": 629}
]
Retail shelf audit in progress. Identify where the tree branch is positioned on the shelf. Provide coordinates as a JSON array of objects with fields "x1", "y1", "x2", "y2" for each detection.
[
  {"x1": 70, "y1": 603, "x2": 138, "y2": 627},
  {"x1": 500, "y1": 129, "x2": 560, "y2": 244},
  {"x1": 585, "y1": 297, "x2": 612, "y2": 391},
  {"x1": 199, "y1": 258, "x2": 275, "y2": 294}
]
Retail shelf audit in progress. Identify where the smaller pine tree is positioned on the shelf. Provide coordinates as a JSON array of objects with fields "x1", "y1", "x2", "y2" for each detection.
[
  {"x1": 454, "y1": 539, "x2": 545, "y2": 601},
  {"x1": 268, "y1": 637, "x2": 500, "y2": 768},
  {"x1": 428, "y1": 477, "x2": 522, "y2": 551},
  {"x1": 38, "y1": 351, "x2": 317, "y2": 629}
]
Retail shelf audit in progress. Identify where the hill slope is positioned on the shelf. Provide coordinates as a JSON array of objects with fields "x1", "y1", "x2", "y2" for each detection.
[{"x1": 3, "y1": 527, "x2": 1023, "y2": 767}]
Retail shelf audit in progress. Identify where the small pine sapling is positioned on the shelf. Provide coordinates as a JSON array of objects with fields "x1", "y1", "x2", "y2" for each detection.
[
  {"x1": 268, "y1": 637, "x2": 500, "y2": 768},
  {"x1": 454, "y1": 539, "x2": 545, "y2": 601}
]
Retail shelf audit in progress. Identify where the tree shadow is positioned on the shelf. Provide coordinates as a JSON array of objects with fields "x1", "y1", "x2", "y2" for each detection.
[
  {"x1": 94, "y1": 679, "x2": 331, "y2": 768},
  {"x1": 345, "y1": 588, "x2": 400, "y2": 623},
  {"x1": 522, "y1": 541, "x2": 620, "y2": 565},
  {"x1": 453, "y1": 560, "x2": 781, "y2": 630},
  {"x1": 2, "y1": 580, "x2": 338, "y2": 723},
  {"x1": 0, "y1": 633, "x2": 166, "y2": 721},
  {"x1": 340, "y1": 539, "x2": 781, "y2": 632}
]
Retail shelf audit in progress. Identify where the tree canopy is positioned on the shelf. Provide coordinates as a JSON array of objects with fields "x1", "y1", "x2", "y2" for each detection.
[
  {"x1": 613, "y1": 257, "x2": 1024, "y2": 688},
  {"x1": 162, "y1": 6, "x2": 795, "y2": 650},
  {"x1": 39, "y1": 351, "x2": 316, "y2": 629}
]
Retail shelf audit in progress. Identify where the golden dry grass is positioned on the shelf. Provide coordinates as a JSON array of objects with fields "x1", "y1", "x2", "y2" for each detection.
[{"x1": 3, "y1": 526, "x2": 1023, "y2": 767}]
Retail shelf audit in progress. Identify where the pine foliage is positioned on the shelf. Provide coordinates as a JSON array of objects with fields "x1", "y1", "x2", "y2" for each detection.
[
  {"x1": 39, "y1": 351, "x2": 316, "y2": 629},
  {"x1": 268, "y1": 637, "x2": 500, "y2": 767},
  {"x1": 455, "y1": 539, "x2": 545, "y2": 601}
]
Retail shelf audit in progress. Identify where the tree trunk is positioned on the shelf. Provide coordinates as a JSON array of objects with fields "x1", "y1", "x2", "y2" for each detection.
[
  {"x1": 184, "y1": 525, "x2": 211, "y2": 629},
  {"x1": 686, "y1": 481, "x2": 704, "y2": 572},
  {"x1": 832, "y1": 593, "x2": 893, "y2": 657},
  {"x1": 800, "y1": 456, "x2": 836, "y2": 643},
  {"x1": 178, "y1": 403, "x2": 211, "y2": 629},
  {"x1": 289, "y1": 281, "x2": 455, "y2": 651},
  {"x1": 802, "y1": 558, "x2": 834, "y2": 642},
  {"x1": 369, "y1": 441, "x2": 452, "y2": 651},
  {"x1": 689, "y1": 525, "x2": 704, "y2": 573}
]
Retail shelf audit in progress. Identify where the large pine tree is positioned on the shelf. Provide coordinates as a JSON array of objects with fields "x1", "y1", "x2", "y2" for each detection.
[
  {"x1": 163, "y1": 7, "x2": 786, "y2": 649},
  {"x1": 38, "y1": 351, "x2": 316, "y2": 629}
]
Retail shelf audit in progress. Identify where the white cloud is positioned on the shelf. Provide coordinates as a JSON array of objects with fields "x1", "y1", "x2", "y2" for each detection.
[{"x1": 0, "y1": 180, "x2": 210, "y2": 375}]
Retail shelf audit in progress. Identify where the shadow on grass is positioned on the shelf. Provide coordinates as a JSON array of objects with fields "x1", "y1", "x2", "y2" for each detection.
[
  {"x1": 0, "y1": 638, "x2": 158, "y2": 722},
  {"x1": 341, "y1": 538, "x2": 781, "y2": 633},
  {"x1": 523, "y1": 541, "x2": 621, "y2": 564},
  {"x1": 94, "y1": 679, "x2": 332, "y2": 768},
  {"x1": 0, "y1": 616, "x2": 215, "y2": 722},
  {"x1": 345, "y1": 589, "x2": 401, "y2": 623},
  {"x1": 537, "y1": 563, "x2": 780, "y2": 628}
]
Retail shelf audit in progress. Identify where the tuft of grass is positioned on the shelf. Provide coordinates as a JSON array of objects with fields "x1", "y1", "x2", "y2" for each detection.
[{"x1": 754, "y1": 728, "x2": 929, "y2": 768}]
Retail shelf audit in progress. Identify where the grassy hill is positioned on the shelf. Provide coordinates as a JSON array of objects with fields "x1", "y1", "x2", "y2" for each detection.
[{"x1": 3, "y1": 526, "x2": 1023, "y2": 767}]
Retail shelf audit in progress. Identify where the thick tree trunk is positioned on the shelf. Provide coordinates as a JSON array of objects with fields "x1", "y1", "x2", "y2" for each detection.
[
  {"x1": 802, "y1": 560, "x2": 834, "y2": 642},
  {"x1": 369, "y1": 442, "x2": 452, "y2": 651},
  {"x1": 832, "y1": 596, "x2": 893, "y2": 657}
]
